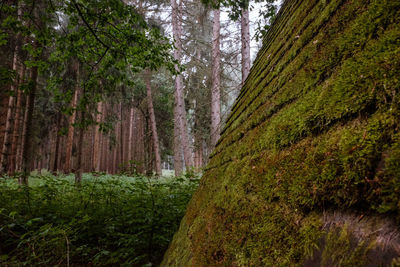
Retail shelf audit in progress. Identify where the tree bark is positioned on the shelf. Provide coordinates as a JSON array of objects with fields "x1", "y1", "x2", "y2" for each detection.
[
  {"x1": 241, "y1": 7, "x2": 251, "y2": 85},
  {"x1": 211, "y1": 8, "x2": 221, "y2": 148},
  {"x1": 144, "y1": 70, "x2": 162, "y2": 176},
  {"x1": 64, "y1": 65, "x2": 79, "y2": 173}
]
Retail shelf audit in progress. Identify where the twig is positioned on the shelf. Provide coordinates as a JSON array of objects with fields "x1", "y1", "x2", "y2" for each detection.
[{"x1": 71, "y1": 0, "x2": 110, "y2": 50}]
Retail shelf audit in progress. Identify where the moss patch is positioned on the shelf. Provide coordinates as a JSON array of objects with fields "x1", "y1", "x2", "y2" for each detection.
[{"x1": 163, "y1": 0, "x2": 400, "y2": 265}]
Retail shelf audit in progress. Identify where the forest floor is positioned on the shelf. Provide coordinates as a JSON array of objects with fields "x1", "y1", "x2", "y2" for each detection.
[{"x1": 0, "y1": 172, "x2": 199, "y2": 266}]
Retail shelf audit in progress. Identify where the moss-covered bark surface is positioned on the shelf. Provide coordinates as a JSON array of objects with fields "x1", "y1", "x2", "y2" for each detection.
[{"x1": 162, "y1": 0, "x2": 400, "y2": 265}]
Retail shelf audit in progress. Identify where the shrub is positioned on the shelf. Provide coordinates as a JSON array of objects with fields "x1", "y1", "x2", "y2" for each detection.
[{"x1": 0, "y1": 173, "x2": 199, "y2": 266}]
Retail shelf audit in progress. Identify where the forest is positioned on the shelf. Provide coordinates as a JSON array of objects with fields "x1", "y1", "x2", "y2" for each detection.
[
  {"x1": 0, "y1": 0, "x2": 278, "y2": 265},
  {"x1": 3, "y1": 0, "x2": 400, "y2": 266}
]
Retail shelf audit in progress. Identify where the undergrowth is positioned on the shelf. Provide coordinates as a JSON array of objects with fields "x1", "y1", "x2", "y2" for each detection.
[{"x1": 0, "y1": 172, "x2": 199, "y2": 266}]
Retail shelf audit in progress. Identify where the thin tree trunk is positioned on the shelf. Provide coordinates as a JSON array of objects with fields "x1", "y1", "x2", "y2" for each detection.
[
  {"x1": 20, "y1": 58, "x2": 38, "y2": 185},
  {"x1": 92, "y1": 102, "x2": 102, "y2": 172},
  {"x1": 15, "y1": 101, "x2": 26, "y2": 173},
  {"x1": 9, "y1": 64, "x2": 26, "y2": 175},
  {"x1": 211, "y1": 8, "x2": 221, "y2": 148},
  {"x1": 144, "y1": 70, "x2": 162, "y2": 176},
  {"x1": 52, "y1": 113, "x2": 62, "y2": 174},
  {"x1": 241, "y1": 7, "x2": 251, "y2": 85},
  {"x1": 128, "y1": 106, "x2": 134, "y2": 163},
  {"x1": 112, "y1": 105, "x2": 119, "y2": 174},
  {"x1": 75, "y1": 110, "x2": 85, "y2": 184},
  {"x1": 64, "y1": 69, "x2": 79, "y2": 173},
  {"x1": 119, "y1": 103, "x2": 123, "y2": 170}
]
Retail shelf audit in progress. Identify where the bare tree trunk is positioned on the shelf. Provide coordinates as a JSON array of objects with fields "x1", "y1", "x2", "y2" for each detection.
[
  {"x1": 171, "y1": 0, "x2": 183, "y2": 176},
  {"x1": 144, "y1": 70, "x2": 162, "y2": 176},
  {"x1": 241, "y1": 7, "x2": 251, "y2": 85},
  {"x1": 52, "y1": 113, "x2": 62, "y2": 174},
  {"x1": 112, "y1": 105, "x2": 119, "y2": 174},
  {"x1": 9, "y1": 64, "x2": 26, "y2": 176},
  {"x1": 64, "y1": 68, "x2": 79, "y2": 173},
  {"x1": 20, "y1": 57, "x2": 38, "y2": 185},
  {"x1": 171, "y1": 0, "x2": 192, "y2": 175},
  {"x1": 75, "y1": 110, "x2": 85, "y2": 184},
  {"x1": 211, "y1": 8, "x2": 221, "y2": 148},
  {"x1": 119, "y1": 103, "x2": 123, "y2": 171},
  {"x1": 128, "y1": 106, "x2": 134, "y2": 162},
  {"x1": 100, "y1": 103, "x2": 107, "y2": 172},
  {"x1": 92, "y1": 102, "x2": 102, "y2": 172}
]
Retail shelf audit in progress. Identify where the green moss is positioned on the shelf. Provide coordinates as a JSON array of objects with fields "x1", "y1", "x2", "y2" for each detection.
[{"x1": 163, "y1": 0, "x2": 400, "y2": 265}]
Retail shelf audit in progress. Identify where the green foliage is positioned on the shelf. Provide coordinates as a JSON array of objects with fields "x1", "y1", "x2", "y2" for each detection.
[
  {"x1": 0, "y1": 0, "x2": 176, "y2": 130},
  {"x1": 0, "y1": 174, "x2": 199, "y2": 266}
]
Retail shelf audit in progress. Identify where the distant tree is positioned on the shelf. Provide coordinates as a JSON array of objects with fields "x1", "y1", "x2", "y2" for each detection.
[{"x1": 211, "y1": 7, "x2": 221, "y2": 147}]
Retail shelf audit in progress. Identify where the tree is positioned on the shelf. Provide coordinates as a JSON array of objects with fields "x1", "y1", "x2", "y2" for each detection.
[
  {"x1": 241, "y1": 2, "x2": 250, "y2": 84},
  {"x1": 171, "y1": 0, "x2": 191, "y2": 175},
  {"x1": 144, "y1": 70, "x2": 162, "y2": 176},
  {"x1": 211, "y1": 7, "x2": 221, "y2": 147},
  {"x1": 64, "y1": 64, "x2": 80, "y2": 174},
  {"x1": 0, "y1": 1, "x2": 24, "y2": 174}
]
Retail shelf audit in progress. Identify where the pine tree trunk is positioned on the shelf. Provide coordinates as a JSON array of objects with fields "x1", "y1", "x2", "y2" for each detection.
[
  {"x1": 211, "y1": 8, "x2": 221, "y2": 148},
  {"x1": 145, "y1": 70, "x2": 162, "y2": 176},
  {"x1": 241, "y1": 7, "x2": 251, "y2": 85},
  {"x1": 75, "y1": 111, "x2": 85, "y2": 184},
  {"x1": 93, "y1": 102, "x2": 102, "y2": 172},
  {"x1": 112, "y1": 105, "x2": 119, "y2": 174},
  {"x1": 20, "y1": 58, "x2": 38, "y2": 185},
  {"x1": 128, "y1": 106, "x2": 134, "y2": 163},
  {"x1": 52, "y1": 113, "x2": 62, "y2": 174},
  {"x1": 9, "y1": 64, "x2": 26, "y2": 175},
  {"x1": 18, "y1": 89, "x2": 29, "y2": 177},
  {"x1": 171, "y1": 0, "x2": 193, "y2": 175},
  {"x1": 64, "y1": 69, "x2": 79, "y2": 173},
  {"x1": 119, "y1": 103, "x2": 123, "y2": 171}
]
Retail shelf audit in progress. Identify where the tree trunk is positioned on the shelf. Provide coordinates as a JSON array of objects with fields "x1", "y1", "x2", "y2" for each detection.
[
  {"x1": 119, "y1": 103, "x2": 123, "y2": 171},
  {"x1": 241, "y1": 7, "x2": 251, "y2": 85},
  {"x1": 52, "y1": 113, "x2": 62, "y2": 174},
  {"x1": 75, "y1": 111, "x2": 85, "y2": 184},
  {"x1": 171, "y1": 0, "x2": 192, "y2": 175},
  {"x1": 112, "y1": 105, "x2": 119, "y2": 174},
  {"x1": 64, "y1": 68, "x2": 79, "y2": 173},
  {"x1": 92, "y1": 102, "x2": 102, "y2": 172},
  {"x1": 18, "y1": 91, "x2": 29, "y2": 177},
  {"x1": 20, "y1": 58, "x2": 38, "y2": 185},
  {"x1": 144, "y1": 70, "x2": 162, "y2": 176},
  {"x1": 128, "y1": 106, "x2": 134, "y2": 163},
  {"x1": 211, "y1": 8, "x2": 221, "y2": 148},
  {"x1": 9, "y1": 64, "x2": 26, "y2": 175}
]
